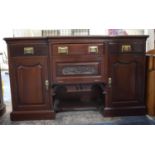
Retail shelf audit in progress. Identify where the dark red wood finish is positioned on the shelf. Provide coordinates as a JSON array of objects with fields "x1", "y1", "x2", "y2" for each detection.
[
  {"x1": 6, "y1": 39, "x2": 54, "y2": 120},
  {"x1": 4, "y1": 36, "x2": 148, "y2": 120}
]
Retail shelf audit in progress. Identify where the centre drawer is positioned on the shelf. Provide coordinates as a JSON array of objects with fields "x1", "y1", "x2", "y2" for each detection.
[
  {"x1": 52, "y1": 57, "x2": 105, "y2": 84},
  {"x1": 52, "y1": 43, "x2": 104, "y2": 56}
]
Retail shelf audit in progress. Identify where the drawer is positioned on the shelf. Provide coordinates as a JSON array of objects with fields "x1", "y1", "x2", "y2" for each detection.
[
  {"x1": 108, "y1": 41, "x2": 145, "y2": 53},
  {"x1": 52, "y1": 43, "x2": 104, "y2": 56},
  {"x1": 52, "y1": 57, "x2": 105, "y2": 84},
  {"x1": 9, "y1": 44, "x2": 48, "y2": 57},
  {"x1": 56, "y1": 62, "x2": 99, "y2": 76}
]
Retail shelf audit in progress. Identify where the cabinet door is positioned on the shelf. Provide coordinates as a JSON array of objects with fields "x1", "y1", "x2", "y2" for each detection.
[
  {"x1": 107, "y1": 54, "x2": 145, "y2": 107},
  {"x1": 10, "y1": 56, "x2": 51, "y2": 111}
]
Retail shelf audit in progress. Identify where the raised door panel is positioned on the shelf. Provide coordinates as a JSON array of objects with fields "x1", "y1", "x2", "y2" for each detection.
[
  {"x1": 108, "y1": 55, "x2": 145, "y2": 107},
  {"x1": 10, "y1": 56, "x2": 51, "y2": 111},
  {"x1": 17, "y1": 64, "x2": 43, "y2": 104},
  {"x1": 112, "y1": 61, "x2": 137, "y2": 102}
]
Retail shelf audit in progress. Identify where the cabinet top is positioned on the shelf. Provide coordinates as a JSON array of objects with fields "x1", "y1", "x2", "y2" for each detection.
[{"x1": 4, "y1": 35, "x2": 148, "y2": 42}]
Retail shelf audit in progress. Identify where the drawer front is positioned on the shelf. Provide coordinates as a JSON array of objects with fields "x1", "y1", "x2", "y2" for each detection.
[
  {"x1": 52, "y1": 58, "x2": 104, "y2": 84},
  {"x1": 108, "y1": 41, "x2": 145, "y2": 53},
  {"x1": 52, "y1": 43, "x2": 104, "y2": 56},
  {"x1": 9, "y1": 44, "x2": 48, "y2": 57}
]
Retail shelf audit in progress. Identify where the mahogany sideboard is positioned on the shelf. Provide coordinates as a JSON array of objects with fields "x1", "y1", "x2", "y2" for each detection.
[{"x1": 4, "y1": 36, "x2": 148, "y2": 121}]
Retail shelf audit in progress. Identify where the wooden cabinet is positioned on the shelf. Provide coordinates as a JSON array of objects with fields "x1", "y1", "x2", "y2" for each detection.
[
  {"x1": 4, "y1": 36, "x2": 148, "y2": 120},
  {"x1": 104, "y1": 40, "x2": 146, "y2": 116},
  {"x1": 146, "y1": 50, "x2": 155, "y2": 116},
  {"x1": 6, "y1": 40, "x2": 54, "y2": 120},
  {"x1": 0, "y1": 68, "x2": 6, "y2": 117},
  {"x1": 104, "y1": 54, "x2": 146, "y2": 116}
]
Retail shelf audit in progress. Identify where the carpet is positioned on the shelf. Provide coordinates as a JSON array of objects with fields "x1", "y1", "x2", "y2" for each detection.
[
  {"x1": 1, "y1": 105, "x2": 155, "y2": 125},
  {"x1": 95, "y1": 116, "x2": 155, "y2": 125}
]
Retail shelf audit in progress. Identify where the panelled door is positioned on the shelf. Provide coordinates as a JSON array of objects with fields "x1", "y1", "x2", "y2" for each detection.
[{"x1": 10, "y1": 56, "x2": 51, "y2": 111}]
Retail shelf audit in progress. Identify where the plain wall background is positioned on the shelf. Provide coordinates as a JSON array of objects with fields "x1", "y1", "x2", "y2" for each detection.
[{"x1": 0, "y1": 0, "x2": 155, "y2": 51}]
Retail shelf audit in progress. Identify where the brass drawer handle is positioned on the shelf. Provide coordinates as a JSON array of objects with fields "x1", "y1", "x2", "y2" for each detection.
[
  {"x1": 24, "y1": 47, "x2": 34, "y2": 55},
  {"x1": 58, "y1": 47, "x2": 69, "y2": 55},
  {"x1": 121, "y1": 45, "x2": 132, "y2": 52},
  {"x1": 88, "y1": 46, "x2": 98, "y2": 54}
]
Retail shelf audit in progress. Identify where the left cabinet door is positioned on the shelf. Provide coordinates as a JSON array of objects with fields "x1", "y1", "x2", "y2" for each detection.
[{"x1": 10, "y1": 56, "x2": 54, "y2": 120}]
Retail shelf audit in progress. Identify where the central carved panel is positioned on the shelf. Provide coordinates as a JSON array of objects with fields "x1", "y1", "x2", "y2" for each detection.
[
  {"x1": 56, "y1": 62, "x2": 99, "y2": 76},
  {"x1": 62, "y1": 66, "x2": 97, "y2": 75}
]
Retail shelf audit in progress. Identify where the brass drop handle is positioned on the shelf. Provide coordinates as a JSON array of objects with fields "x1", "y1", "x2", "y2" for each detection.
[
  {"x1": 58, "y1": 46, "x2": 69, "y2": 55},
  {"x1": 88, "y1": 46, "x2": 98, "y2": 54},
  {"x1": 108, "y1": 77, "x2": 112, "y2": 88},
  {"x1": 45, "y1": 80, "x2": 49, "y2": 91},
  {"x1": 24, "y1": 47, "x2": 34, "y2": 55}
]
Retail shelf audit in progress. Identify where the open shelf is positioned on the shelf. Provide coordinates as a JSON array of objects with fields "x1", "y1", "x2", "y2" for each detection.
[
  {"x1": 54, "y1": 99, "x2": 102, "y2": 112},
  {"x1": 53, "y1": 83, "x2": 105, "y2": 112}
]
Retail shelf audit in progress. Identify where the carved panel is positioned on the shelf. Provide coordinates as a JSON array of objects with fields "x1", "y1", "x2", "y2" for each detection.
[
  {"x1": 56, "y1": 62, "x2": 100, "y2": 76},
  {"x1": 62, "y1": 66, "x2": 97, "y2": 75}
]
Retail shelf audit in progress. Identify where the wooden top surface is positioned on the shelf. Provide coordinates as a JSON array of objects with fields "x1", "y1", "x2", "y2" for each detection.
[{"x1": 4, "y1": 35, "x2": 149, "y2": 41}]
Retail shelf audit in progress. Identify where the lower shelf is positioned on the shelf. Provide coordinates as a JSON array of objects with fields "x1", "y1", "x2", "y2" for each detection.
[
  {"x1": 54, "y1": 100, "x2": 102, "y2": 112},
  {"x1": 53, "y1": 83, "x2": 105, "y2": 112}
]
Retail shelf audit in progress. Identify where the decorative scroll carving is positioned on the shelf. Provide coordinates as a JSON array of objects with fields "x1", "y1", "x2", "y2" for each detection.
[{"x1": 62, "y1": 66, "x2": 97, "y2": 75}]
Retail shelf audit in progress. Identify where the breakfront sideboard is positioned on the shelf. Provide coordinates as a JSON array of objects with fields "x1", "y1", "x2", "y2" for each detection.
[{"x1": 4, "y1": 36, "x2": 148, "y2": 121}]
